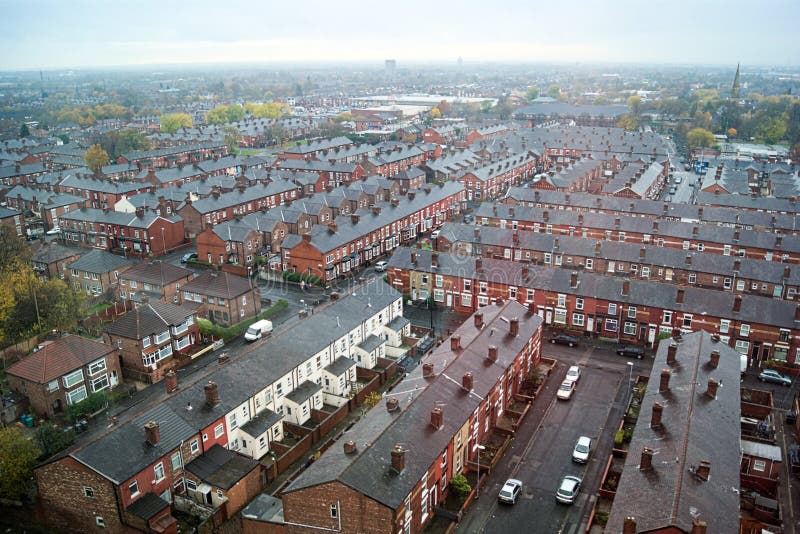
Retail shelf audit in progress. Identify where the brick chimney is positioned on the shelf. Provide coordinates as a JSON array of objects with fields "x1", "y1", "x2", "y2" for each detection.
[
  {"x1": 784, "y1": 265, "x2": 791, "y2": 279},
  {"x1": 639, "y1": 246, "x2": 646, "y2": 260},
  {"x1": 543, "y1": 210, "x2": 549, "y2": 222},
  {"x1": 685, "y1": 254, "x2": 692, "y2": 266},
  {"x1": 165, "y1": 370, "x2": 178, "y2": 393},
  {"x1": 578, "y1": 213, "x2": 584, "y2": 225},
  {"x1": 431, "y1": 253, "x2": 439, "y2": 268},
  {"x1": 422, "y1": 362, "x2": 434, "y2": 378},
  {"x1": 733, "y1": 259, "x2": 741, "y2": 272},
  {"x1": 430, "y1": 406, "x2": 443, "y2": 429},
  {"x1": 667, "y1": 342, "x2": 678, "y2": 364},
  {"x1": 614, "y1": 217, "x2": 621, "y2": 228},
  {"x1": 733, "y1": 229, "x2": 740, "y2": 242},
  {"x1": 623, "y1": 517, "x2": 637, "y2": 534},
  {"x1": 351, "y1": 214, "x2": 360, "y2": 225},
  {"x1": 144, "y1": 421, "x2": 160, "y2": 446},
  {"x1": 622, "y1": 280, "x2": 630, "y2": 296},
  {"x1": 795, "y1": 304, "x2": 800, "y2": 321},
  {"x1": 570, "y1": 271, "x2": 579, "y2": 288},
  {"x1": 709, "y1": 350, "x2": 720, "y2": 368},
  {"x1": 386, "y1": 397, "x2": 399, "y2": 412},
  {"x1": 690, "y1": 518, "x2": 708, "y2": 534},
  {"x1": 659, "y1": 368, "x2": 671, "y2": 392},
  {"x1": 522, "y1": 267, "x2": 529, "y2": 280},
  {"x1": 706, "y1": 377, "x2": 719, "y2": 398},
  {"x1": 474, "y1": 312, "x2": 484, "y2": 329},
  {"x1": 695, "y1": 460, "x2": 710, "y2": 480},
  {"x1": 651, "y1": 402, "x2": 663, "y2": 428},
  {"x1": 733, "y1": 294, "x2": 742, "y2": 312},
  {"x1": 411, "y1": 251, "x2": 417, "y2": 264},
  {"x1": 204, "y1": 381, "x2": 220, "y2": 406},
  {"x1": 676, "y1": 288, "x2": 684, "y2": 304},
  {"x1": 391, "y1": 445, "x2": 405, "y2": 472},
  {"x1": 451, "y1": 335, "x2": 461, "y2": 351},
  {"x1": 553, "y1": 238, "x2": 560, "y2": 250},
  {"x1": 487, "y1": 345, "x2": 498, "y2": 362},
  {"x1": 500, "y1": 313, "x2": 516, "y2": 335},
  {"x1": 692, "y1": 225, "x2": 698, "y2": 236},
  {"x1": 640, "y1": 447, "x2": 654, "y2": 470},
  {"x1": 653, "y1": 220, "x2": 659, "y2": 232},
  {"x1": 776, "y1": 235, "x2": 783, "y2": 248},
  {"x1": 474, "y1": 227, "x2": 481, "y2": 239},
  {"x1": 594, "y1": 241, "x2": 601, "y2": 256},
  {"x1": 343, "y1": 440, "x2": 358, "y2": 454},
  {"x1": 475, "y1": 257, "x2": 483, "y2": 272},
  {"x1": 462, "y1": 372, "x2": 473, "y2": 391}
]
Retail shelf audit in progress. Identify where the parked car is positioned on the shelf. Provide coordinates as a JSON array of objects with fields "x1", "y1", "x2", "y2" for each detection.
[
  {"x1": 556, "y1": 380, "x2": 575, "y2": 401},
  {"x1": 45, "y1": 226, "x2": 61, "y2": 235},
  {"x1": 498, "y1": 479, "x2": 523, "y2": 504},
  {"x1": 430, "y1": 230, "x2": 441, "y2": 239},
  {"x1": 463, "y1": 214, "x2": 475, "y2": 224},
  {"x1": 374, "y1": 260, "x2": 388, "y2": 272},
  {"x1": 565, "y1": 365, "x2": 581, "y2": 384},
  {"x1": 758, "y1": 369, "x2": 792, "y2": 386},
  {"x1": 550, "y1": 333, "x2": 579, "y2": 347},
  {"x1": 181, "y1": 252, "x2": 198, "y2": 263},
  {"x1": 244, "y1": 320, "x2": 273, "y2": 342},
  {"x1": 616, "y1": 344, "x2": 644, "y2": 359},
  {"x1": 572, "y1": 436, "x2": 592, "y2": 463},
  {"x1": 555, "y1": 475, "x2": 581, "y2": 504}
]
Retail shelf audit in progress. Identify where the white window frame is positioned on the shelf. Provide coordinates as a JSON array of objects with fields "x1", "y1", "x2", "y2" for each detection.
[{"x1": 63, "y1": 369, "x2": 84, "y2": 388}]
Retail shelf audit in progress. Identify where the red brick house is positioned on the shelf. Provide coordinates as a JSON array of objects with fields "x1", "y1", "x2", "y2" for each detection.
[
  {"x1": 31, "y1": 242, "x2": 83, "y2": 282},
  {"x1": 117, "y1": 141, "x2": 227, "y2": 168},
  {"x1": 464, "y1": 124, "x2": 510, "y2": 145},
  {"x1": 68, "y1": 249, "x2": 134, "y2": 298},
  {"x1": 6, "y1": 335, "x2": 121, "y2": 418},
  {"x1": 181, "y1": 272, "x2": 260, "y2": 326},
  {"x1": 55, "y1": 173, "x2": 154, "y2": 210},
  {"x1": 119, "y1": 262, "x2": 195, "y2": 304},
  {"x1": 196, "y1": 220, "x2": 264, "y2": 269},
  {"x1": 0, "y1": 206, "x2": 23, "y2": 237},
  {"x1": 457, "y1": 152, "x2": 538, "y2": 200},
  {"x1": 104, "y1": 300, "x2": 199, "y2": 383}
]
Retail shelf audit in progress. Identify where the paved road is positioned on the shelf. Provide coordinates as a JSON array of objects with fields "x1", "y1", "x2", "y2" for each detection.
[{"x1": 457, "y1": 340, "x2": 651, "y2": 533}]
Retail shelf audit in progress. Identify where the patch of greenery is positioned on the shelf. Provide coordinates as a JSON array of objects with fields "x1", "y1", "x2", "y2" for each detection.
[
  {"x1": 282, "y1": 270, "x2": 323, "y2": 286},
  {"x1": 66, "y1": 391, "x2": 109, "y2": 423},
  {"x1": 450, "y1": 474, "x2": 472, "y2": 496},
  {"x1": 197, "y1": 300, "x2": 288, "y2": 341}
]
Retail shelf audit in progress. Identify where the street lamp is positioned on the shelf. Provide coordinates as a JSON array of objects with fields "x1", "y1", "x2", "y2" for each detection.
[
  {"x1": 475, "y1": 444, "x2": 486, "y2": 498},
  {"x1": 626, "y1": 361, "x2": 634, "y2": 404}
]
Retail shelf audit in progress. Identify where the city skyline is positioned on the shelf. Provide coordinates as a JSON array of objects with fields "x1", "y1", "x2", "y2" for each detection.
[{"x1": 1, "y1": 0, "x2": 798, "y2": 70}]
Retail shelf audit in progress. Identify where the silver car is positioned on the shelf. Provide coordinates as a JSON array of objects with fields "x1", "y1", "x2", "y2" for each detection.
[
  {"x1": 498, "y1": 479, "x2": 522, "y2": 504},
  {"x1": 556, "y1": 475, "x2": 581, "y2": 504}
]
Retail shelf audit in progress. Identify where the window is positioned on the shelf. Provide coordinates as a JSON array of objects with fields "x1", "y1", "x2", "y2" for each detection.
[
  {"x1": 682, "y1": 241, "x2": 690, "y2": 250},
  {"x1": 215, "y1": 424, "x2": 224, "y2": 438},
  {"x1": 682, "y1": 314, "x2": 692, "y2": 328},
  {"x1": 696, "y1": 243, "x2": 704, "y2": 252},
  {"x1": 572, "y1": 313, "x2": 584, "y2": 327},
  {"x1": 740, "y1": 324, "x2": 750, "y2": 337},
  {"x1": 557, "y1": 294, "x2": 566, "y2": 308},
  {"x1": 186, "y1": 480, "x2": 197, "y2": 491},
  {"x1": 330, "y1": 504, "x2": 339, "y2": 518},
  {"x1": 63, "y1": 369, "x2": 84, "y2": 388},
  {"x1": 575, "y1": 298, "x2": 584, "y2": 310},
  {"x1": 723, "y1": 278, "x2": 732, "y2": 289},
  {"x1": 605, "y1": 318, "x2": 618, "y2": 332},
  {"x1": 608, "y1": 303, "x2": 617, "y2": 315},
  {"x1": 688, "y1": 273, "x2": 696, "y2": 284},
  {"x1": 83, "y1": 486, "x2": 95, "y2": 498},
  {"x1": 47, "y1": 380, "x2": 59, "y2": 393},
  {"x1": 585, "y1": 258, "x2": 593, "y2": 270},
  {"x1": 662, "y1": 311, "x2": 672, "y2": 324},
  {"x1": 463, "y1": 280, "x2": 471, "y2": 291},
  {"x1": 171, "y1": 452, "x2": 181, "y2": 471},
  {"x1": 753, "y1": 460, "x2": 767, "y2": 471},
  {"x1": 736, "y1": 280, "x2": 745, "y2": 291},
  {"x1": 624, "y1": 322, "x2": 637, "y2": 335},
  {"x1": 91, "y1": 375, "x2": 109, "y2": 393},
  {"x1": 641, "y1": 266, "x2": 650, "y2": 278},
  {"x1": 719, "y1": 319, "x2": 730, "y2": 334},
  {"x1": 95, "y1": 517, "x2": 105, "y2": 528},
  {"x1": 780, "y1": 329, "x2": 790, "y2": 343},
  {"x1": 129, "y1": 480, "x2": 140, "y2": 497},
  {"x1": 553, "y1": 309, "x2": 567, "y2": 324},
  {"x1": 190, "y1": 439, "x2": 199, "y2": 454},
  {"x1": 66, "y1": 386, "x2": 88, "y2": 405},
  {"x1": 154, "y1": 462, "x2": 165, "y2": 482},
  {"x1": 735, "y1": 339, "x2": 750, "y2": 354}
]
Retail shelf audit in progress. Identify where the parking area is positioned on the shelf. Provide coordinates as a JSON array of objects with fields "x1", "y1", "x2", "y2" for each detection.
[{"x1": 458, "y1": 341, "x2": 649, "y2": 533}]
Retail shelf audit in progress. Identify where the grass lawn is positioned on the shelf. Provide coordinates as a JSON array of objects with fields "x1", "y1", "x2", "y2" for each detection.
[{"x1": 86, "y1": 301, "x2": 113, "y2": 314}]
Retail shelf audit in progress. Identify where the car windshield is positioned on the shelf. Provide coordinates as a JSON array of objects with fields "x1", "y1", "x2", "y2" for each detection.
[
  {"x1": 500, "y1": 490, "x2": 512, "y2": 497},
  {"x1": 575, "y1": 444, "x2": 589, "y2": 453},
  {"x1": 246, "y1": 327, "x2": 258, "y2": 336},
  {"x1": 559, "y1": 383, "x2": 571, "y2": 391}
]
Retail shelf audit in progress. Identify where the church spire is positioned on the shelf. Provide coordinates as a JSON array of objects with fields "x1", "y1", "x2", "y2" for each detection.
[{"x1": 731, "y1": 63, "x2": 741, "y2": 100}]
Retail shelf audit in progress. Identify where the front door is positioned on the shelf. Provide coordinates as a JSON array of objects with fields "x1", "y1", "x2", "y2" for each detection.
[
  {"x1": 545, "y1": 309, "x2": 553, "y2": 324},
  {"x1": 446, "y1": 293, "x2": 452, "y2": 307},
  {"x1": 648, "y1": 326, "x2": 656, "y2": 345},
  {"x1": 587, "y1": 316, "x2": 594, "y2": 333}
]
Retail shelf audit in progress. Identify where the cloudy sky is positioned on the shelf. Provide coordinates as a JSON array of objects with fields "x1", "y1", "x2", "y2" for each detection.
[{"x1": 1, "y1": 0, "x2": 797, "y2": 70}]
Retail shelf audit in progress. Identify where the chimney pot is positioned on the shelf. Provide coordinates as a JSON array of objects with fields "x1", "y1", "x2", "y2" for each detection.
[
  {"x1": 411, "y1": 252, "x2": 417, "y2": 264},
  {"x1": 450, "y1": 335, "x2": 461, "y2": 351},
  {"x1": 651, "y1": 402, "x2": 664, "y2": 429},
  {"x1": 622, "y1": 280, "x2": 630, "y2": 296},
  {"x1": 509, "y1": 317, "x2": 519, "y2": 337},
  {"x1": 474, "y1": 227, "x2": 481, "y2": 239},
  {"x1": 422, "y1": 362, "x2": 435, "y2": 378},
  {"x1": 462, "y1": 372, "x2": 473, "y2": 391},
  {"x1": 733, "y1": 259, "x2": 741, "y2": 272},
  {"x1": 709, "y1": 350, "x2": 720, "y2": 368},
  {"x1": 639, "y1": 246, "x2": 646, "y2": 259},
  {"x1": 695, "y1": 460, "x2": 711, "y2": 480},
  {"x1": 667, "y1": 342, "x2": 678, "y2": 364},
  {"x1": 594, "y1": 242, "x2": 601, "y2": 256},
  {"x1": 706, "y1": 377, "x2": 719, "y2": 398},
  {"x1": 733, "y1": 294, "x2": 742, "y2": 312},
  {"x1": 344, "y1": 440, "x2": 358, "y2": 454},
  {"x1": 570, "y1": 271, "x2": 579, "y2": 288},
  {"x1": 144, "y1": 421, "x2": 160, "y2": 446},
  {"x1": 685, "y1": 254, "x2": 692, "y2": 266},
  {"x1": 386, "y1": 397, "x2": 400, "y2": 412},
  {"x1": 475, "y1": 257, "x2": 483, "y2": 272},
  {"x1": 474, "y1": 312, "x2": 484, "y2": 329},
  {"x1": 431, "y1": 252, "x2": 439, "y2": 267},
  {"x1": 204, "y1": 381, "x2": 220, "y2": 406},
  {"x1": 165, "y1": 370, "x2": 178, "y2": 393},
  {"x1": 640, "y1": 446, "x2": 654, "y2": 470},
  {"x1": 690, "y1": 518, "x2": 708, "y2": 534},
  {"x1": 487, "y1": 345, "x2": 498, "y2": 362},
  {"x1": 623, "y1": 517, "x2": 637, "y2": 534},
  {"x1": 659, "y1": 368, "x2": 671, "y2": 392},
  {"x1": 391, "y1": 444, "x2": 405, "y2": 472},
  {"x1": 522, "y1": 267, "x2": 529, "y2": 280},
  {"x1": 676, "y1": 288, "x2": 685, "y2": 304},
  {"x1": 794, "y1": 304, "x2": 800, "y2": 321},
  {"x1": 430, "y1": 406, "x2": 443, "y2": 429}
]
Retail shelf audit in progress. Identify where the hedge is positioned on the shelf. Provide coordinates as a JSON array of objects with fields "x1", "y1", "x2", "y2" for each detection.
[
  {"x1": 198, "y1": 299, "x2": 288, "y2": 342},
  {"x1": 66, "y1": 391, "x2": 109, "y2": 423},
  {"x1": 281, "y1": 270, "x2": 323, "y2": 287}
]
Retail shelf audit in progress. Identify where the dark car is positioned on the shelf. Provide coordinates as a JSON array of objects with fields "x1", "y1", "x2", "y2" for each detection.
[
  {"x1": 550, "y1": 334, "x2": 579, "y2": 347},
  {"x1": 616, "y1": 344, "x2": 645, "y2": 359}
]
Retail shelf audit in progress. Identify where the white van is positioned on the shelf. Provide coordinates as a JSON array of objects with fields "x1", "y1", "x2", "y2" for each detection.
[{"x1": 244, "y1": 319, "x2": 273, "y2": 342}]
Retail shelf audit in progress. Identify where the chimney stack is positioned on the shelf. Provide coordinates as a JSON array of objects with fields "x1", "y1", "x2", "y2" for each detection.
[
  {"x1": 474, "y1": 227, "x2": 481, "y2": 239},
  {"x1": 667, "y1": 342, "x2": 678, "y2": 364},
  {"x1": 462, "y1": 372, "x2": 473, "y2": 391},
  {"x1": 204, "y1": 381, "x2": 220, "y2": 406},
  {"x1": 411, "y1": 252, "x2": 417, "y2": 264},
  {"x1": 685, "y1": 254, "x2": 692, "y2": 266},
  {"x1": 733, "y1": 229, "x2": 740, "y2": 242},
  {"x1": 543, "y1": 210, "x2": 549, "y2": 221},
  {"x1": 640, "y1": 447, "x2": 654, "y2": 470},
  {"x1": 733, "y1": 259, "x2": 741, "y2": 272},
  {"x1": 344, "y1": 440, "x2": 358, "y2": 454},
  {"x1": 475, "y1": 257, "x2": 483, "y2": 272},
  {"x1": 733, "y1": 294, "x2": 742, "y2": 312},
  {"x1": 706, "y1": 377, "x2": 719, "y2": 398},
  {"x1": 422, "y1": 362, "x2": 435, "y2": 378},
  {"x1": 795, "y1": 304, "x2": 800, "y2": 321},
  {"x1": 695, "y1": 460, "x2": 711, "y2": 480},
  {"x1": 709, "y1": 350, "x2": 720, "y2": 368},
  {"x1": 676, "y1": 288, "x2": 685, "y2": 304},
  {"x1": 623, "y1": 517, "x2": 637, "y2": 534},
  {"x1": 430, "y1": 406, "x2": 443, "y2": 429},
  {"x1": 784, "y1": 266, "x2": 791, "y2": 279},
  {"x1": 509, "y1": 317, "x2": 519, "y2": 337},
  {"x1": 570, "y1": 271, "x2": 578, "y2": 288},
  {"x1": 451, "y1": 335, "x2": 461, "y2": 351},
  {"x1": 622, "y1": 280, "x2": 630, "y2": 296},
  {"x1": 522, "y1": 267, "x2": 529, "y2": 280},
  {"x1": 144, "y1": 421, "x2": 160, "y2": 446},
  {"x1": 692, "y1": 225, "x2": 698, "y2": 236},
  {"x1": 431, "y1": 253, "x2": 439, "y2": 268},
  {"x1": 659, "y1": 368, "x2": 671, "y2": 392},
  {"x1": 594, "y1": 241, "x2": 601, "y2": 256},
  {"x1": 554, "y1": 237, "x2": 560, "y2": 250},
  {"x1": 639, "y1": 246, "x2": 646, "y2": 260},
  {"x1": 487, "y1": 345, "x2": 498, "y2": 362},
  {"x1": 651, "y1": 402, "x2": 664, "y2": 429},
  {"x1": 474, "y1": 312, "x2": 484, "y2": 329},
  {"x1": 391, "y1": 445, "x2": 405, "y2": 472},
  {"x1": 776, "y1": 235, "x2": 783, "y2": 248},
  {"x1": 653, "y1": 220, "x2": 659, "y2": 232},
  {"x1": 165, "y1": 370, "x2": 178, "y2": 393},
  {"x1": 690, "y1": 518, "x2": 708, "y2": 534},
  {"x1": 385, "y1": 397, "x2": 399, "y2": 412}
]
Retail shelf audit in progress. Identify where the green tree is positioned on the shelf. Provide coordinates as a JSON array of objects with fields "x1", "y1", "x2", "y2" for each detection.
[
  {"x1": 0, "y1": 225, "x2": 32, "y2": 266},
  {"x1": 525, "y1": 86, "x2": 540, "y2": 101},
  {"x1": 617, "y1": 114, "x2": 639, "y2": 131},
  {"x1": 333, "y1": 112, "x2": 354, "y2": 123},
  {"x1": 19, "y1": 124, "x2": 30, "y2": 137},
  {"x1": 627, "y1": 95, "x2": 642, "y2": 116},
  {"x1": 160, "y1": 113, "x2": 193, "y2": 134},
  {"x1": 362, "y1": 391, "x2": 382, "y2": 409},
  {"x1": 206, "y1": 104, "x2": 245, "y2": 124},
  {"x1": 245, "y1": 102, "x2": 289, "y2": 119},
  {"x1": 547, "y1": 84, "x2": 561, "y2": 100},
  {"x1": 687, "y1": 127, "x2": 715, "y2": 150},
  {"x1": 83, "y1": 144, "x2": 109, "y2": 174},
  {"x1": 36, "y1": 279, "x2": 85, "y2": 333},
  {"x1": 0, "y1": 427, "x2": 40, "y2": 500},
  {"x1": 755, "y1": 115, "x2": 788, "y2": 144},
  {"x1": 34, "y1": 422, "x2": 75, "y2": 457},
  {"x1": 222, "y1": 126, "x2": 242, "y2": 154},
  {"x1": 98, "y1": 129, "x2": 151, "y2": 159}
]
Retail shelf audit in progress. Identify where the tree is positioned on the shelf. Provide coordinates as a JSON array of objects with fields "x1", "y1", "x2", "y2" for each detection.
[
  {"x1": 206, "y1": 104, "x2": 244, "y2": 124},
  {"x1": 429, "y1": 107, "x2": 442, "y2": 119},
  {"x1": 34, "y1": 422, "x2": 75, "y2": 457},
  {"x1": 83, "y1": 144, "x2": 109, "y2": 174},
  {"x1": 727, "y1": 127, "x2": 738, "y2": 138},
  {"x1": 547, "y1": 84, "x2": 561, "y2": 100},
  {"x1": 686, "y1": 127, "x2": 715, "y2": 149},
  {"x1": 436, "y1": 100, "x2": 452, "y2": 115},
  {"x1": 362, "y1": 391, "x2": 382, "y2": 409},
  {"x1": 332, "y1": 112, "x2": 354, "y2": 123},
  {"x1": 525, "y1": 86, "x2": 540, "y2": 101},
  {"x1": 19, "y1": 124, "x2": 30, "y2": 138},
  {"x1": 98, "y1": 129, "x2": 151, "y2": 159},
  {"x1": 0, "y1": 225, "x2": 32, "y2": 266},
  {"x1": 222, "y1": 126, "x2": 242, "y2": 154},
  {"x1": 0, "y1": 427, "x2": 40, "y2": 500},
  {"x1": 755, "y1": 115, "x2": 788, "y2": 144},
  {"x1": 617, "y1": 114, "x2": 639, "y2": 131},
  {"x1": 245, "y1": 102, "x2": 289, "y2": 120},
  {"x1": 160, "y1": 113, "x2": 193, "y2": 134},
  {"x1": 627, "y1": 95, "x2": 642, "y2": 116}
]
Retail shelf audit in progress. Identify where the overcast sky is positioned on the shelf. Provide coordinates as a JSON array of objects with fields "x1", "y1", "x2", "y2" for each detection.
[{"x1": 1, "y1": 0, "x2": 797, "y2": 70}]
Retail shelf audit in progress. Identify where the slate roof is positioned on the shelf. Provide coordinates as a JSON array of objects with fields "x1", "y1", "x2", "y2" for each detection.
[
  {"x1": 211, "y1": 220, "x2": 258, "y2": 243},
  {"x1": 6, "y1": 334, "x2": 115, "y2": 384},
  {"x1": 69, "y1": 249, "x2": 133, "y2": 274},
  {"x1": 120, "y1": 261, "x2": 193, "y2": 285},
  {"x1": 284, "y1": 300, "x2": 541, "y2": 510},
  {"x1": 285, "y1": 380, "x2": 322, "y2": 405},
  {"x1": 32, "y1": 242, "x2": 81, "y2": 264},
  {"x1": 357, "y1": 334, "x2": 384, "y2": 354},
  {"x1": 282, "y1": 136, "x2": 352, "y2": 155},
  {"x1": 606, "y1": 332, "x2": 741, "y2": 533},
  {"x1": 105, "y1": 301, "x2": 196, "y2": 339},
  {"x1": 185, "y1": 444, "x2": 260, "y2": 490},
  {"x1": 324, "y1": 356, "x2": 356, "y2": 377},
  {"x1": 0, "y1": 206, "x2": 21, "y2": 219},
  {"x1": 186, "y1": 181, "x2": 297, "y2": 214},
  {"x1": 58, "y1": 174, "x2": 152, "y2": 195},
  {"x1": 126, "y1": 492, "x2": 170, "y2": 520},
  {"x1": 4, "y1": 185, "x2": 84, "y2": 208},
  {"x1": 121, "y1": 141, "x2": 226, "y2": 162},
  {"x1": 180, "y1": 272, "x2": 253, "y2": 298},
  {"x1": 240, "y1": 409, "x2": 282, "y2": 438},
  {"x1": 514, "y1": 103, "x2": 629, "y2": 118},
  {"x1": 385, "y1": 316, "x2": 410, "y2": 332},
  {"x1": 741, "y1": 439, "x2": 782, "y2": 462},
  {"x1": 61, "y1": 207, "x2": 182, "y2": 229}
]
